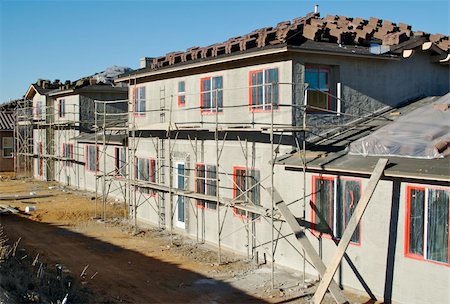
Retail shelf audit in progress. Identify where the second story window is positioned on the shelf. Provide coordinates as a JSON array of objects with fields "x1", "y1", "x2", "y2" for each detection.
[
  {"x1": 35, "y1": 100, "x2": 43, "y2": 119},
  {"x1": 249, "y1": 68, "x2": 279, "y2": 111},
  {"x1": 178, "y1": 81, "x2": 186, "y2": 106},
  {"x1": 134, "y1": 87, "x2": 146, "y2": 114},
  {"x1": 58, "y1": 99, "x2": 66, "y2": 118},
  {"x1": 200, "y1": 76, "x2": 223, "y2": 113},
  {"x1": 305, "y1": 66, "x2": 331, "y2": 111}
]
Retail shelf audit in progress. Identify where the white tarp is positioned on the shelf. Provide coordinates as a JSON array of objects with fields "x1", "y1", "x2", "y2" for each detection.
[{"x1": 349, "y1": 93, "x2": 450, "y2": 159}]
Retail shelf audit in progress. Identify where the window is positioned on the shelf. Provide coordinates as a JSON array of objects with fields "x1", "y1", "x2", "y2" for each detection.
[
  {"x1": 86, "y1": 145, "x2": 98, "y2": 172},
  {"x1": 249, "y1": 68, "x2": 279, "y2": 111},
  {"x1": 312, "y1": 176, "x2": 361, "y2": 243},
  {"x1": 38, "y1": 142, "x2": 43, "y2": 176},
  {"x1": 233, "y1": 167, "x2": 260, "y2": 218},
  {"x1": 305, "y1": 66, "x2": 331, "y2": 110},
  {"x1": 135, "y1": 157, "x2": 156, "y2": 195},
  {"x1": 406, "y1": 186, "x2": 449, "y2": 264},
  {"x1": 62, "y1": 143, "x2": 74, "y2": 167},
  {"x1": 2, "y1": 137, "x2": 13, "y2": 158},
  {"x1": 195, "y1": 163, "x2": 217, "y2": 209},
  {"x1": 35, "y1": 100, "x2": 43, "y2": 119},
  {"x1": 200, "y1": 76, "x2": 223, "y2": 113},
  {"x1": 115, "y1": 147, "x2": 126, "y2": 177},
  {"x1": 133, "y1": 87, "x2": 146, "y2": 114},
  {"x1": 58, "y1": 99, "x2": 66, "y2": 118},
  {"x1": 178, "y1": 81, "x2": 186, "y2": 106}
]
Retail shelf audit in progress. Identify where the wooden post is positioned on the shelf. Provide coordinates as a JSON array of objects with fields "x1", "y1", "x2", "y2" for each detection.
[
  {"x1": 313, "y1": 158, "x2": 388, "y2": 304},
  {"x1": 272, "y1": 188, "x2": 347, "y2": 304}
]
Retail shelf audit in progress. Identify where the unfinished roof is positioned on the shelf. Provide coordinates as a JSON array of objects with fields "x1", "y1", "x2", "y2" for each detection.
[
  {"x1": 349, "y1": 93, "x2": 450, "y2": 159},
  {"x1": 118, "y1": 12, "x2": 449, "y2": 80},
  {"x1": 0, "y1": 111, "x2": 14, "y2": 130},
  {"x1": 276, "y1": 95, "x2": 450, "y2": 181}
]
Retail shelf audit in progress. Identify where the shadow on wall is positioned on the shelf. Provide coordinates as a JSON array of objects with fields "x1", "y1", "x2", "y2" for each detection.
[{"x1": 0, "y1": 215, "x2": 265, "y2": 303}]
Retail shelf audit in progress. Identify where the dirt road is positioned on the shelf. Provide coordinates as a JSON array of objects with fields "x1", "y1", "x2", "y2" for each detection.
[{"x1": 0, "y1": 177, "x2": 371, "y2": 304}]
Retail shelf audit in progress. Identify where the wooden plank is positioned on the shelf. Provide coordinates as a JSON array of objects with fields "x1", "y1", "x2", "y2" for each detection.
[
  {"x1": 313, "y1": 158, "x2": 388, "y2": 304},
  {"x1": 272, "y1": 188, "x2": 347, "y2": 304},
  {"x1": 0, "y1": 194, "x2": 53, "y2": 201}
]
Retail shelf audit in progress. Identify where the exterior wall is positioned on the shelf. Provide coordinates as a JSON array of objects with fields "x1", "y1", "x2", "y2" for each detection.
[
  {"x1": 54, "y1": 95, "x2": 80, "y2": 125},
  {"x1": 292, "y1": 51, "x2": 450, "y2": 135},
  {"x1": 0, "y1": 131, "x2": 14, "y2": 171},
  {"x1": 130, "y1": 60, "x2": 294, "y2": 130}
]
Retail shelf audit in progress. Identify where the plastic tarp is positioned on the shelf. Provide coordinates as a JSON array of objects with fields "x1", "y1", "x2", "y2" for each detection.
[{"x1": 349, "y1": 93, "x2": 450, "y2": 159}]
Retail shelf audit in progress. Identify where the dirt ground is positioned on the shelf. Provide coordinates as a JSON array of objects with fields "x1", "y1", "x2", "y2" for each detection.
[{"x1": 0, "y1": 174, "x2": 374, "y2": 304}]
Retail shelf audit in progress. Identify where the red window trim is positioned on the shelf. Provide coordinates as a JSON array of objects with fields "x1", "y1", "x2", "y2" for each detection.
[
  {"x1": 134, "y1": 156, "x2": 157, "y2": 197},
  {"x1": 200, "y1": 76, "x2": 223, "y2": 115},
  {"x1": 194, "y1": 162, "x2": 217, "y2": 210},
  {"x1": 62, "y1": 143, "x2": 74, "y2": 167},
  {"x1": 114, "y1": 147, "x2": 126, "y2": 179},
  {"x1": 178, "y1": 80, "x2": 186, "y2": 107},
  {"x1": 248, "y1": 67, "x2": 280, "y2": 113},
  {"x1": 85, "y1": 144, "x2": 99, "y2": 172},
  {"x1": 231, "y1": 166, "x2": 261, "y2": 220},
  {"x1": 404, "y1": 184, "x2": 450, "y2": 267},
  {"x1": 305, "y1": 65, "x2": 332, "y2": 111},
  {"x1": 311, "y1": 175, "x2": 362, "y2": 246}
]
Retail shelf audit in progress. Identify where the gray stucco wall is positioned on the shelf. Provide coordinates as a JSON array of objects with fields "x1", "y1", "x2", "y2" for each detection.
[{"x1": 292, "y1": 51, "x2": 450, "y2": 137}]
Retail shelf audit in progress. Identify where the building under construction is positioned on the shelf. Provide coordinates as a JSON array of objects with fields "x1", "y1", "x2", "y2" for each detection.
[{"x1": 13, "y1": 12, "x2": 450, "y2": 304}]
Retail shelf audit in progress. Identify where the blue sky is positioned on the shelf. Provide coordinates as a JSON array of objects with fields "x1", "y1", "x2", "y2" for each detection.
[{"x1": 0, "y1": 0, "x2": 448, "y2": 102}]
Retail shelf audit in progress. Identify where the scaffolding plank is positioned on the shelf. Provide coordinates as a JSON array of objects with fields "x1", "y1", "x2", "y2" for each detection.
[
  {"x1": 272, "y1": 187, "x2": 347, "y2": 304},
  {"x1": 312, "y1": 158, "x2": 388, "y2": 304}
]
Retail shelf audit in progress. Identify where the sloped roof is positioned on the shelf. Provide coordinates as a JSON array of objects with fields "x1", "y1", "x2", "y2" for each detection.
[
  {"x1": 0, "y1": 111, "x2": 14, "y2": 130},
  {"x1": 276, "y1": 95, "x2": 450, "y2": 181},
  {"x1": 349, "y1": 93, "x2": 450, "y2": 159},
  {"x1": 120, "y1": 12, "x2": 449, "y2": 77}
]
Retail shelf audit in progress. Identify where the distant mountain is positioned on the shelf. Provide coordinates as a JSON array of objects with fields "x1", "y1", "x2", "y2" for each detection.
[{"x1": 91, "y1": 66, "x2": 133, "y2": 84}]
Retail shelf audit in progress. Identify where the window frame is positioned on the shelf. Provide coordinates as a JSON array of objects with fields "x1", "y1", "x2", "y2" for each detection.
[
  {"x1": 114, "y1": 147, "x2": 127, "y2": 178},
  {"x1": 195, "y1": 163, "x2": 217, "y2": 210},
  {"x1": 85, "y1": 144, "x2": 99, "y2": 172},
  {"x1": 248, "y1": 67, "x2": 279, "y2": 112},
  {"x1": 133, "y1": 86, "x2": 146, "y2": 115},
  {"x1": 305, "y1": 65, "x2": 332, "y2": 111},
  {"x1": 232, "y1": 166, "x2": 260, "y2": 219},
  {"x1": 58, "y1": 99, "x2": 66, "y2": 118},
  {"x1": 2, "y1": 136, "x2": 13, "y2": 158},
  {"x1": 35, "y1": 100, "x2": 43, "y2": 119},
  {"x1": 200, "y1": 76, "x2": 223, "y2": 114},
  {"x1": 62, "y1": 143, "x2": 74, "y2": 167},
  {"x1": 134, "y1": 157, "x2": 156, "y2": 196},
  {"x1": 311, "y1": 175, "x2": 362, "y2": 245},
  {"x1": 405, "y1": 185, "x2": 450, "y2": 266},
  {"x1": 178, "y1": 81, "x2": 186, "y2": 107}
]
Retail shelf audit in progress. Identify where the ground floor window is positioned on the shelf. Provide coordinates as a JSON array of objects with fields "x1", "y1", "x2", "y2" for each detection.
[
  {"x1": 86, "y1": 145, "x2": 98, "y2": 172},
  {"x1": 406, "y1": 186, "x2": 449, "y2": 264},
  {"x1": 312, "y1": 176, "x2": 361, "y2": 244},
  {"x1": 232, "y1": 167, "x2": 260, "y2": 218},
  {"x1": 62, "y1": 143, "x2": 74, "y2": 167},
  {"x1": 2, "y1": 137, "x2": 13, "y2": 158},
  {"x1": 195, "y1": 163, "x2": 217, "y2": 210},
  {"x1": 115, "y1": 147, "x2": 126, "y2": 177},
  {"x1": 135, "y1": 157, "x2": 156, "y2": 195}
]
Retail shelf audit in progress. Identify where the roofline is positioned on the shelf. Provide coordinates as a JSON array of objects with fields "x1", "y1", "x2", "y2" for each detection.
[
  {"x1": 115, "y1": 45, "x2": 289, "y2": 83},
  {"x1": 116, "y1": 43, "x2": 404, "y2": 83},
  {"x1": 49, "y1": 85, "x2": 127, "y2": 97},
  {"x1": 24, "y1": 84, "x2": 38, "y2": 100}
]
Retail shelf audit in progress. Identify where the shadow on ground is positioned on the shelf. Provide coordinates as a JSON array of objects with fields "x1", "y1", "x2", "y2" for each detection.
[{"x1": 0, "y1": 214, "x2": 265, "y2": 303}]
